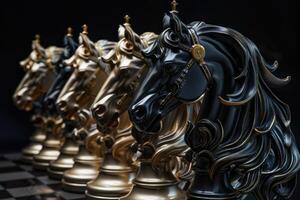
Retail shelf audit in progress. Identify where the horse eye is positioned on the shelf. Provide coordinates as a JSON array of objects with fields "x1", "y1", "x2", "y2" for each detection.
[{"x1": 169, "y1": 32, "x2": 178, "y2": 42}]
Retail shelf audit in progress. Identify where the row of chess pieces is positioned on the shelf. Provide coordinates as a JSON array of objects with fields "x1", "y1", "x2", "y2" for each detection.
[
  {"x1": 13, "y1": 0, "x2": 299, "y2": 199},
  {"x1": 13, "y1": 1, "x2": 193, "y2": 200}
]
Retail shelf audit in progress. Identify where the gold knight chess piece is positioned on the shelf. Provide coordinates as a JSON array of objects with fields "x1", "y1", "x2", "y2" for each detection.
[
  {"x1": 13, "y1": 35, "x2": 60, "y2": 163},
  {"x1": 56, "y1": 25, "x2": 116, "y2": 192},
  {"x1": 20, "y1": 114, "x2": 47, "y2": 163},
  {"x1": 32, "y1": 116, "x2": 64, "y2": 170},
  {"x1": 86, "y1": 16, "x2": 157, "y2": 199},
  {"x1": 62, "y1": 110, "x2": 102, "y2": 193}
]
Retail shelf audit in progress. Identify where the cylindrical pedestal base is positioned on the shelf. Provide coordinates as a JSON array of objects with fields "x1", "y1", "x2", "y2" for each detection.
[
  {"x1": 187, "y1": 170, "x2": 239, "y2": 200},
  {"x1": 21, "y1": 129, "x2": 47, "y2": 163},
  {"x1": 62, "y1": 145, "x2": 101, "y2": 193},
  {"x1": 48, "y1": 138, "x2": 79, "y2": 179},
  {"x1": 86, "y1": 153, "x2": 136, "y2": 200},
  {"x1": 121, "y1": 162, "x2": 186, "y2": 200},
  {"x1": 33, "y1": 134, "x2": 62, "y2": 170}
]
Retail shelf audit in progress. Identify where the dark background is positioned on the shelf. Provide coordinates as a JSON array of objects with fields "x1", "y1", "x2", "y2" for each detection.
[{"x1": 0, "y1": 0, "x2": 299, "y2": 198}]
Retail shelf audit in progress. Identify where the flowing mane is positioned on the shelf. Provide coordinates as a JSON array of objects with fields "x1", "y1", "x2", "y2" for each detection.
[
  {"x1": 152, "y1": 103, "x2": 200, "y2": 180},
  {"x1": 102, "y1": 27, "x2": 158, "y2": 164},
  {"x1": 143, "y1": 17, "x2": 300, "y2": 199},
  {"x1": 191, "y1": 22, "x2": 300, "y2": 199}
]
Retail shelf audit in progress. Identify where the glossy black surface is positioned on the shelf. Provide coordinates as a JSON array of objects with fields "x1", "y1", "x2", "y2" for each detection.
[{"x1": 129, "y1": 12, "x2": 300, "y2": 200}]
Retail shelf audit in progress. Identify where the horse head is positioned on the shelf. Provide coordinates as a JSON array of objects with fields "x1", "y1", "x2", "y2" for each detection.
[
  {"x1": 14, "y1": 35, "x2": 62, "y2": 111},
  {"x1": 56, "y1": 25, "x2": 115, "y2": 121}
]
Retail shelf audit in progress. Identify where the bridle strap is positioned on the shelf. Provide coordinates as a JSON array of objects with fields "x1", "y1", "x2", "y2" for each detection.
[
  {"x1": 188, "y1": 28, "x2": 212, "y2": 84},
  {"x1": 159, "y1": 28, "x2": 212, "y2": 109}
]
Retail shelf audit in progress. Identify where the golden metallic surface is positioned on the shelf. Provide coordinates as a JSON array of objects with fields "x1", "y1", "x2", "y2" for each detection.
[
  {"x1": 122, "y1": 104, "x2": 198, "y2": 200},
  {"x1": 13, "y1": 39, "x2": 62, "y2": 111},
  {"x1": 35, "y1": 34, "x2": 40, "y2": 42},
  {"x1": 82, "y1": 24, "x2": 88, "y2": 35},
  {"x1": 48, "y1": 137, "x2": 79, "y2": 179},
  {"x1": 86, "y1": 152, "x2": 136, "y2": 200},
  {"x1": 62, "y1": 140, "x2": 102, "y2": 193},
  {"x1": 21, "y1": 129, "x2": 47, "y2": 163},
  {"x1": 33, "y1": 116, "x2": 64, "y2": 170},
  {"x1": 67, "y1": 27, "x2": 73, "y2": 37},
  {"x1": 57, "y1": 33, "x2": 116, "y2": 192},
  {"x1": 93, "y1": 24, "x2": 196, "y2": 199},
  {"x1": 13, "y1": 39, "x2": 63, "y2": 164},
  {"x1": 86, "y1": 23, "x2": 155, "y2": 200},
  {"x1": 86, "y1": 26, "x2": 157, "y2": 199},
  {"x1": 171, "y1": 0, "x2": 178, "y2": 12},
  {"x1": 86, "y1": 115, "x2": 136, "y2": 199},
  {"x1": 191, "y1": 44, "x2": 205, "y2": 64},
  {"x1": 21, "y1": 114, "x2": 47, "y2": 163},
  {"x1": 121, "y1": 162, "x2": 186, "y2": 200},
  {"x1": 32, "y1": 133, "x2": 63, "y2": 170},
  {"x1": 124, "y1": 15, "x2": 130, "y2": 25}
]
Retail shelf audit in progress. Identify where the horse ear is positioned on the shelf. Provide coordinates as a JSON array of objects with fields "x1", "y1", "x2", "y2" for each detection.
[
  {"x1": 118, "y1": 25, "x2": 125, "y2": 39},
  {"x1": 79, "y1": 33, "x2": 98, "y2": 56},
  {"x1": 166, "y1": 12, "x2": 190, "y2": 42},
  {"x1": 32, "y1": 40, "x2": 46, "y2": 58},
  {"x1": 63, "y1": 34, "x2": 78, "y2": 57},
  {"x1": 124, "y1": 24, "x2": 142, "y2": 49}
]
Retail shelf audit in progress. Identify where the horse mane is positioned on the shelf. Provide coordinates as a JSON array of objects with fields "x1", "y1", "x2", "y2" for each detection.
[
  {"x1": 110, "y1": 30, "x2": 158, "y2": 164},
  {"x1": 151, "y1": 102, "x2": 200, "y2": 180},
  {"x1": 188, "y1": 21, "x2": 300, "y2": 199}
]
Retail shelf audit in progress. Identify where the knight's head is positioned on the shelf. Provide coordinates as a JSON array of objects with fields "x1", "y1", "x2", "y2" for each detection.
[
  {"x1": 56, "y1": 25, "x2": 115, "y2": 120},
  {"x1": 13, "y1": 35, "x2": 61, "y2": 111},
  {"x1": 43, "y1": 27, "x2": 78, "y2": 113},
  {"x1": 91, "y1": 16, "x2": 157, "y2": 133},
  {"x1": 129, "y1": 12, "x2": 208, "y2": 133}
]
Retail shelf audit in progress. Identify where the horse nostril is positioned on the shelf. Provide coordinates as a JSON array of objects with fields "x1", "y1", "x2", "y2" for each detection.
[
  {"x1": 94, "y1": 105, "x2": 106, "y2": 118},
  {"x1": 58, "y1": 101, "x2": 67, "y2": 111},
  {"x1": 133, "y1": 106, "x2": 146, "y2": 121},
  {"x1": 16, "y1": 95, "x2": 22, "y2": 101}
]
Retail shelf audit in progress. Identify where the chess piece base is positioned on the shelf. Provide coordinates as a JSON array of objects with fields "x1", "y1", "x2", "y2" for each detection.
[
  {"x1": 33, "y1": 134, "x2": 62, "y2": 170},
  {"x1": 187, "y1": 170, "x2": 238, "y2": 200},
  {"x1": 21, "y1": 129, "x2": 46, "y2": 163},
  {"x1": 121, "y1": 161, "x2": 186, "y2": 200},
  {"x1": 62, "y1": 145, "x2": 101, "y2": 193},
  {"x1": 86, "y1": 152, "x2": 136, "y2": 200},
  {"x1": 48, "y1": 138, "x2": 79, "y2": 179}
]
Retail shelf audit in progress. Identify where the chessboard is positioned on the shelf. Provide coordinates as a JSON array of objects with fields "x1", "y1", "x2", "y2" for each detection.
[{"x1": 0, "y1": 153, "x2": 85, "y2": 200}]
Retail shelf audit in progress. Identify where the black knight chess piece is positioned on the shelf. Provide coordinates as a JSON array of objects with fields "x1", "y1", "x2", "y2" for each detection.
[{"x1": 128, "y1": 1, "x2": 300, "y2": 199}]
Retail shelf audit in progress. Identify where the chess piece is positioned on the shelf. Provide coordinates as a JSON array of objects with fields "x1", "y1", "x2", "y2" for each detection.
[
  {"x1": 62, "y1": 125, "x2": 102, "y2": 193},
  {"x1": 86, "y1": 18, "x2": 157, "y2": 199},
  {"x1": 32, "y1": 28, "x2": 79, "y2": 170},
  {"x1": 56, "y1": 25, "x2": 116, "y2": 192},
  {"x1": 127, "y1": 1, "x2": 300, "y2": 199},
  {"x1": 21, "y1": 114, "x2": 47, "y2": 163},
  {"x1": 13, "y1": 35, "x2": 59, "y2": 163},
  {"x1": 48, "y1": 121, "x2": 79, "y2": 179},
  {"x1": 47, "y1": 27, "x2": 80, "y2": 179},
  {"x1": 33, "y1": 116, "x2": 64, "y2": 170},
  {"x1": 89, "y1": 12, "x2": 191, "y2": 200}
]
